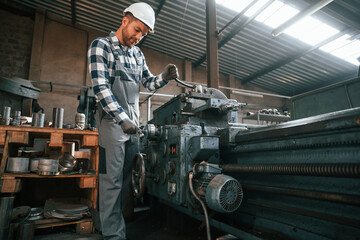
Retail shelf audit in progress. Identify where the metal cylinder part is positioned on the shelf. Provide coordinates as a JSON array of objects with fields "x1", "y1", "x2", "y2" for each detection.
[
  {"x1": 37, "y1": 159, "x2": 58, "y2": 175},
  {"x1": 39, "y1": 159, "x2": 58, "y2": 165},
  {"x1": 16, "y1": 221, "x2": 34, "y2": 240},
  {"x1": 52, "y1": 108, "x2": 64, "y2": 128},
  {"x1": 31, "y1": 113, "x2": 38, "y2": 127},
  {"x1": 220, "y1": 163, "x2": 360, "y2": 178},
  {"x1": 13, "y1": 111, "x2": 21, "y2": 126},
  {"x1": 37, "y1": 113, "x2": 45, "y2": 127},
  {"x1": 6, "y1": 157, "x2": 30, "y2": 173},
  {"x1": 29, "y1": 158, "x2": 40, "y2": 172},
  {"x1": 2, "y1": 106, "x2": 11, "y2": 125},
  {"x1": 31, "y1": 113, "x2": 45, "y2": 127},
  {"x1": 0, "y1": 197, "x2": 14, "y2": 240}
]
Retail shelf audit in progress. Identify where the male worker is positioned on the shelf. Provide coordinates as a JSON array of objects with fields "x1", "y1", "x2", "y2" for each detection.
[{"x1": 87, "y1": 2, "x2": 179, "y2": 239}]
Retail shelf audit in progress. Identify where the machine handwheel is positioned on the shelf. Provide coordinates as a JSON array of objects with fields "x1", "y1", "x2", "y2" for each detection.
[{"x1": 132, "y1": 153, "x2": 146, "y2": 198}]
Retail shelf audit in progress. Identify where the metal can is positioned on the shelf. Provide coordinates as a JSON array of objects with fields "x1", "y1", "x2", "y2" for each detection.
[
  {"x1": 2, "y1": 106, "x2": 11, "y2": 125},
  {"x1": 13, "y1": 111, "x2": 21, "y2": 126},
  {"x1": 52, "y1": 108, "x2": 64, "y2": 128}
]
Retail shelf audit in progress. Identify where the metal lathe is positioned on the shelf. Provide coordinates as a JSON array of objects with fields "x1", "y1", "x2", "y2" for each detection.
[{"x1": 132, "y1": 81, "x2": 360, "y2": 240}]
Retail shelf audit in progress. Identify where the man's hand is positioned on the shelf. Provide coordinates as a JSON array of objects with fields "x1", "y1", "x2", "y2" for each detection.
[
  {"x1": 120, "y1": 119, "x2": 138, "y2": 134},
  {"x1": 162, "y1": 64, "x2": 179, "y2": 81}
]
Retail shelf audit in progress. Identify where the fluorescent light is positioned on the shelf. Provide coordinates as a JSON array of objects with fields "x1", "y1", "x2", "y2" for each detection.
[
  {"x1": 321, "y1": 35, "x2": 360, "y2": 65},
  {"x1": 217, "y1": 0, "x2": 358, "y2": 65},
  {"x1": 271, "y1": 0, "x2": 334, "y2": 37},
  {"x1": 344, "y1": 55, "x2": 360, "y2": 65},
  {"x1": 232, "y1": 90, "x2": 264, "y2": 98},
  {"x1": 216, "y1": 0, "x2": 254, "y2": 13},
  {"x1": 244, "y1": 0, "x2": 270, "y2": 17},
  {"x1": 284, "y1": 17, "x2": 339, "y2": 45},
  {"x1": 331, "y1": 40, "x2": 360, "y2": 59},
  {"x1": 255, "y1": 1, "x2": 284, "y2": 22},
  {"x1": 262, "y1": 4, "x2": 299, "y2": 28},
  {"x1": 320, "y1": 34, "x2": 351, "y2": 52}
]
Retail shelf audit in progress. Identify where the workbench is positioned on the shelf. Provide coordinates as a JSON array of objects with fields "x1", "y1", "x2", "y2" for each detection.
[{"x1": 0, "y1": 125, "x2": 99, "y2": 235}]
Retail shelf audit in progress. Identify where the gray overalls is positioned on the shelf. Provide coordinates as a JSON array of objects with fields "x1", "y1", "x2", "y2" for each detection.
[{"x1": 95, "y1": 36, "x2": 141, "y2": 240}]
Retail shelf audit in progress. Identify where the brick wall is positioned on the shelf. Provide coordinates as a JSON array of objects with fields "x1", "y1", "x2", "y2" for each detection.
[{"x1": 0, "y1": 8, "x2": 34, "y2": 79}]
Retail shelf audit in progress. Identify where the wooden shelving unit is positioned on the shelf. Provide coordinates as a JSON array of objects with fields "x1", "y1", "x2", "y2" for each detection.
[{"x1": 0, "y1": 125, "x2": 99, "y2": 234}]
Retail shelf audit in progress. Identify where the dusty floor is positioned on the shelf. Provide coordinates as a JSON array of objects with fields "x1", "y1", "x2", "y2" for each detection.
[{"x1": 33, "y1": 204, "x2": 232, "y2": 240}]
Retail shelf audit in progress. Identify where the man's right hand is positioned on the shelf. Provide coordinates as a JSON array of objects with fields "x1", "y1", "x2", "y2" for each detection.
[{"x1": 120, "y1": 119, "x2": 138, "y2": 134}]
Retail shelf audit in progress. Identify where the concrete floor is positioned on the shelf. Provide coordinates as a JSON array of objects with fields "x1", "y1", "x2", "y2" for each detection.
[{"x1": 33, "y1": 204, "x2": 232, "y2": 240}]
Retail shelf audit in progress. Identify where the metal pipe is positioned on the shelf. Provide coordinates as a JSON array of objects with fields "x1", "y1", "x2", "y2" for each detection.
[
  {"x1": 175, "y1": 80, "x2": 290, "y2": 99},
  {"x1": 243, "y1": 184, "x2": 360, "y2": 206},
  {"x1": 272, "y1": 0, "x2": 334, "y2": 37},
  {"x1": 220, "y1": 163, "x2": 360, "y2": 178},
  {"x1": 29, "y1": 80, "x2": 88, "y2": 89},
  {"x1": 139, "y1": 92, "x2": 176, "y2": 98},
  {"x1": 147, "y1": 96, "x2": 151, "y2": 122},
  {"x1": 231, "y1": 90, "x2": 263, "y2": 98}
]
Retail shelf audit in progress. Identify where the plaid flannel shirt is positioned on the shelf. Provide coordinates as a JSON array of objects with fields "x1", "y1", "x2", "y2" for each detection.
[{"x1": 88, "y1": 32, "x2": 168, "y2": 124}]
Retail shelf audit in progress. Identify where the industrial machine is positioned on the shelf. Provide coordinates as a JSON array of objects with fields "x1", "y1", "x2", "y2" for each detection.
[
  {"x1": 77, "y1": 87, "x2": 97, "y2": 128},
  {"x1": 132, "y1": 83, "x2": 360, "y2": 240}
]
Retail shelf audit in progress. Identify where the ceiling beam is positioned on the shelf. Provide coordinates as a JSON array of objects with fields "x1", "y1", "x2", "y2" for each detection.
[
  {"x1": 194, "y1": 0, "x2": 274, "y2": 68},
  {"x1": 206, "y1": 0, "x2": 219, "y2": 88},
  {"x1": 217, "y1": 0, "x2": 260, "y2": 37},
  {"x1": 295, "y1": 72, "x2": 358, "y2": 96},
  {"x1": 71, "y1": 0, "x2": 76, "y2": 25},
  {"x1": 241, "y1": 29, "x2": 350, "y2": 85},
  {"x1": 218, "y1": 0, "x2": 274, "y2": 50},
  {"x1": 322, "y1": 1, "x2": 360, "y2": 31},
  {"x1": 138, "y1": 0, "x2": 166, "y2": 47}
]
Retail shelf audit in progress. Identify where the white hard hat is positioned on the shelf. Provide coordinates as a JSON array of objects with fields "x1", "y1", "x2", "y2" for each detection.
[{"x1": 124, "y1": 2, "x2": 155, "y2": 32}]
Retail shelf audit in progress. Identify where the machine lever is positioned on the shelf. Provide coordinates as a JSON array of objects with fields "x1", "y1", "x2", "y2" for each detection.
[{"x1": 174, "y1": 78, "x2": 195, "y2": 89}]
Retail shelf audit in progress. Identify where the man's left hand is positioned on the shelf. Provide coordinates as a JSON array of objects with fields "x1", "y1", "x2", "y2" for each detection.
[{"x1": 162, "y1": 64, "x2": 179, "y2": 81}]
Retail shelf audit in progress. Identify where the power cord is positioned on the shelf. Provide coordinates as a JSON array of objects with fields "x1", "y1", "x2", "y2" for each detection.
[{"x1": 189, "y1": 171, "x2": 211, "y2": 240}]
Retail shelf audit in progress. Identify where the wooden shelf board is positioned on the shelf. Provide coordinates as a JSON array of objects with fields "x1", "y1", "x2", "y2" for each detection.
[
  {"x1": 0, "y1": 126, "x2": 98, "y2": 136},
  {"x1": 2, "y1": 173, "x2": 96, "y2": 178},
  {"x1": 34, "y1": 217, "x2": 92, "y2": 229}
]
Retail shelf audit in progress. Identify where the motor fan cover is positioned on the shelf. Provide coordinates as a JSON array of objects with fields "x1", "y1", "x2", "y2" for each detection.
[{"x1": 197, "y1": 174, "x2": 243, "y2": 213}]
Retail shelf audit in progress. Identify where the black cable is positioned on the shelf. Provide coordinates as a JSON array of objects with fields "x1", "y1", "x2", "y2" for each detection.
[{"x1": 139, "y1": 89, "x2": 158, "y2": 105}]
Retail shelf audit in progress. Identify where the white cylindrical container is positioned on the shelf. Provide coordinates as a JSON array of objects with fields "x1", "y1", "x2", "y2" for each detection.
[{"x1": 75, "y1": 113, "x2": 86, "y2": 129}]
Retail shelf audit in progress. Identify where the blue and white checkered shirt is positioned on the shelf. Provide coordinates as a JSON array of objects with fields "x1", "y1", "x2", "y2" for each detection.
[{"x1": 88, "y1": 32, "x2": 168, "y2": 123}]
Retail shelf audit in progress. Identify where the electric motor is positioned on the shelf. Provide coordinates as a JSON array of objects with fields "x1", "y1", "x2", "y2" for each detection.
[{"x1": 195, "y1": 174, "x2": 243, "y2": 213}]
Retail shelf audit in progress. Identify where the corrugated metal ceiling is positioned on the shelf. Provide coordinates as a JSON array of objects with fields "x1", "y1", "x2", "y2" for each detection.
[{"x1": 12, "y1": 0, "x2": 360, "y2": 96}]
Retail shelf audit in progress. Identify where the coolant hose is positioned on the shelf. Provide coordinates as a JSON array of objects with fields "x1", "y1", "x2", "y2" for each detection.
[{"x1": 189, "y1": 172, "x2": 211, "y2": 240}]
